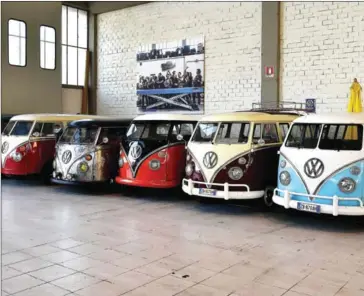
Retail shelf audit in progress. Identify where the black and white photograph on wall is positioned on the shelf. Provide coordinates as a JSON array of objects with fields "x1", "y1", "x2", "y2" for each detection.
[{"x1": 136, "y1": 36, "x2": 205, "y2": 114}]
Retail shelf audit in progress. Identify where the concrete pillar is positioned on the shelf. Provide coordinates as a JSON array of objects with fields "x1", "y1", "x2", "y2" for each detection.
[
  {"x1": 261, "y1": 2, "x2": 280, "y2": 107},
  {"x1": 88, "y1": 13, "x2": 97, "y2": 114}
]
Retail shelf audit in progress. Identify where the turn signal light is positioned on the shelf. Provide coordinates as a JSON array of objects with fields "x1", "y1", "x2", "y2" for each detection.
[
  {"x1": 85, "y1": 154, "x2": 92, "y2": 161},
  {"x1": 18, "y1": 146, "x2": 26, "y2": 152},
  {"x1": 158, "y1": 150, "x2": 167, "y2": 158}
]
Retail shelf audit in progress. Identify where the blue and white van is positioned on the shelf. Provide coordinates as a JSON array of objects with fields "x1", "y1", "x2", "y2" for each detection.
[{"x1": 273, "y1": 113, "x2": 364, "y2": 216}]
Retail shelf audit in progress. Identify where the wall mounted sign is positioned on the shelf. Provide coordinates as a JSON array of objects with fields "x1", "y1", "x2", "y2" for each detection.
[
  {"x1": 305, "y1": 98, "x2": 316, "y2": 113},
  {"x1": 265, "y1": 66, "x2": 274, "y2": 78}
]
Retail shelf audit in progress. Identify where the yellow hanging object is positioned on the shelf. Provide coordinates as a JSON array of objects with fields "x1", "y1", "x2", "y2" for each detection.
[{"x1": 347, "y1": 81, "x2": 362, "y2": 113}]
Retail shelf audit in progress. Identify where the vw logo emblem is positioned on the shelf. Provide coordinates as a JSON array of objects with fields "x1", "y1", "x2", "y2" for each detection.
[
  {"x1": 203, "y1": 151, "x2": 218, "y2": 169},
  {"x1": 129, "y1": 143, "x2": 142, "y2": 160},
  {"x1": 1, "y1": 142, "x2": 9, "y2": 154},
  {"x1": 304, "y1": 158, "x2": 324, "y2": 179},
  {"x1": 62, "y1": 150, "x2": 72, "y2": 164}
]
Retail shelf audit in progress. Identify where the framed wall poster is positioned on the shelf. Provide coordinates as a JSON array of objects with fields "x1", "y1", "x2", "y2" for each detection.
[{"x1": 136, "y1": 36, "x2": 205, "y2": 114}]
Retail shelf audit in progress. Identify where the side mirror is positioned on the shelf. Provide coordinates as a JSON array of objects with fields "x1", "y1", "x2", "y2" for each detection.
[
  {"x1": 257, "y1": 139, "x2": 265, "y2": 145},
  {"x1": 102, "y1": 137, "x2": 109, "y2": 144},
  {"x1": 176, "y1": 134, "x2": 184, "y2": 141}
]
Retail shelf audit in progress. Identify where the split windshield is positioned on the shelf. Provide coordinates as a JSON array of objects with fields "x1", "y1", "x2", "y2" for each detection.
[
  {"x1": 126, "y1": 122, "x2": 171, "y2": 141},
  {"x1": 2, "y1": 121, "x2": 34, "y2": 136},
  {"x1": 285, "y1": 123, "x2": 363, "y2": 151},
  {"x1": 59, "y1": 127, "x2": 99, "y2": 144},
  {"x1": 191, "y1": 122, "x2": 250, "y2": 144}
]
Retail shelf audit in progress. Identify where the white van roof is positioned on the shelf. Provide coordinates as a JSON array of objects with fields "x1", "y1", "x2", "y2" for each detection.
[
  {"x1": 133, "y1": 113, "x2": 201, "y2": 122},
  {"x1": 293, "y1": 113, "x2": 364, "y2": 124}
]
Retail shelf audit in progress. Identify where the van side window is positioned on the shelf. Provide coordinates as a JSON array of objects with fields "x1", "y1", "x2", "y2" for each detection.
[
  {"x1": 279, "y1": 123, "x2": 289, "y2": 139},
  {"x1": 253, "y1": 124, "x2": 261, "y2": 144},
  {"x1": 171, "y1": 123, "x2": 194, "y2": 142},
  {"x1": 31, "y1": 122, "x2": 43, "y2": 137},
  {"x1": 42, "y1": 123, "x2": 55, "y2": 137},
  {"x1": 216, "y1": 122, "x2": 250, "y2": 144},
  {"x1": 262, "y1": 124, "x2": 279, "y2": 144}
]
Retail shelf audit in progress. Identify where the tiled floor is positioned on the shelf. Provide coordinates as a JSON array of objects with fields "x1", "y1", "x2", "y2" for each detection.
[{"x1": 2, "y1": 179, "x2": 364, "y2": 296}]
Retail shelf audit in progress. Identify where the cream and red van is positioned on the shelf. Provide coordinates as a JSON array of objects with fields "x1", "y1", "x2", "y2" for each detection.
[{"x1": 182, "y1": 110, "x2": 300, "y2": 206}]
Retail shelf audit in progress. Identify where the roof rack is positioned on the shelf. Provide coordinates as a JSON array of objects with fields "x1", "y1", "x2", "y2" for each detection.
[{"x1": 249, "y1": 101, "x2": 311, "y2": 115}]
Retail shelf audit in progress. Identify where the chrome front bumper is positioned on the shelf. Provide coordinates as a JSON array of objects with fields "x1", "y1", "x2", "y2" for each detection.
[
  {"x1": 273, "y1": 188, "x2": 364, "y2": 216},
  {"x1": 182, "y1": 178, "x2": 264, "y2": 200}
]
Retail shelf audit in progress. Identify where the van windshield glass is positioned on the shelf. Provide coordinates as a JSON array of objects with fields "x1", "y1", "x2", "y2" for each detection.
[
  {"x1": 2, "y1": 121, "x2": 33, "y2": 136},
  {"x1": 215, "y1": 122, "x2": 250, "y2": 144},
  {"x1": 126, "y1": 122, "x2": 171, "y2": 141},
  {"x1": 285, "y1": 124, "x2": 321, "y2": 149},
  {"x1": 191, "y1": 122, "x2": 219, "y2": 142},
  {"x1": 59, "y1": 127, "x2": 99, "y2": 144},
  {"x1": 319, "y1": 124, "x2": 363, "y2": 151}
]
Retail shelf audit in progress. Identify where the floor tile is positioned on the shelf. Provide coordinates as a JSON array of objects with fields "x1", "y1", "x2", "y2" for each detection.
[
  {"x1": 110, "y1": 270, "x2": 155, "y2": 290},
  {"x1": 171, "y1": 265, "x2": 216, "y2": 283},
  {"x1": 76, "y1": 280, "x2": 133, "y2": 296},
  {"x1": 2, "y1": 274, "x2": 44, "y2": 294},
  {"x1": 235, "y1": 282, "x2": 286, "y2": 296},
  {"x1": 41, "y1": 250, "x2": 81, "y2": 264},
  {"x1": 175, "y1": 284, "x2": 229, "y2": 296},
  {"x1": 83, "y1": 262, "x2": 128, "y2": 280},
  {"x1": 9, "y1": 257, "x2": 53, "y2": 273},
  {"x1": 124, "y1": 275, "x2": 194, "y2": 296},
  {"x1": 51, "y1": 239, "x2": 85, "y2": 250},
  {"x1": 29, "y1": 265, "x2": 76, "y2": 282},
  {"x1": 87, "y1": 249, "x2": 127, "y2": 263},
  {"x1": 11, "y1": 283, "x2": 69, "y2": 296},
  {"x1": 343, "y1": 274, "x2": 364, "y2": 291},
  {"x1": 255, "y1": 268, "x2": 307, "y2": 290},
  {"x1": 2, "y1": 251, "x2": 33, "y2": 266},
  {"x1": 112, "y1": 254, "x2": 154, "y2": 270},
  {"x1": 61, "y1": 257, "x2": 105, "y2": 272},
  {"x1": 291, "y1": 276, "x2": 342, "y2": 296},
  {"x1": 51, "y1": 272, "x2": 99, "y2": 292},
  {"x1": 2, "y1": 266, "x2": 22, "y2": 280},
  {"x1": 335, "y1": 287, "x2": 364, "y2": 296},
  {"x1": 68, "y1": 244, "x2": 106, "y2": 256},
  {"x1": 200, "y1": 273, "x2": 245, "y2": 293},
  {"x1": 23, "y1": 245, "x2": 61, "y2": 257}
]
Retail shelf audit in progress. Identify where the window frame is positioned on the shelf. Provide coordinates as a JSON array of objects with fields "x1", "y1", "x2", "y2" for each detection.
[
  {"x1": 62, "y1": 4, "x2": 89, "y2": 88},
  {"x1": 39, "y1": 24, "x2": 56, "y2": 71},
  {"x1": 8, "y1": 18, "x2": 27, "y2": 67}
]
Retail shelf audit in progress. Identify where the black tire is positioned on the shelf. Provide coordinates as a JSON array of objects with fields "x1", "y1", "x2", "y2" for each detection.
[
  {"x1": 40, "y1": 161, "x2": 53, "y2": 185},
  {"x1": 262, "y1": 186, "x2": 275, "y2": 208}
]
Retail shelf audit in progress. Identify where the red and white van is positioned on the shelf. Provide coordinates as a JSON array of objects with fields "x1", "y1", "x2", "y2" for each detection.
[
  {"x1": 116, "y1": 114, "x2": 200, "y2": 188},
  {"x1": 1, "y1": 114, "x2": 99, "y2": 182}
]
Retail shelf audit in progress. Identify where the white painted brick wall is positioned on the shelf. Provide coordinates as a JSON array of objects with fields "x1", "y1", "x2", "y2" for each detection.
[
  {"x1": 97, "y1": 2, "x2": 261, "y2": 116},
  {"x1": 280, "y1": 2, "x2": 364, "y2": 113}
]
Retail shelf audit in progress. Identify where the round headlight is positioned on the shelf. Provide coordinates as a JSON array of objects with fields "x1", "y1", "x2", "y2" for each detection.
[
  {"x1": 12, "y1": 152, "x2": 22, "y2": 162},
  {"x1": 185, "y1": 163, "x2": 194, "y2": 176},
  {"x1": 238, "y1": 157, "x2": 247, "y2": 165},
  {"x1": 149, "y1": 159, "x2": 160, "y2": 170},
  {"x1": 350, "y1": 166, "x2": 361, "y2": 176},
  {"x1": 118, "y1": 157, "x2": 124, "y2": 168},
  {"x1": 280, "y1": 160, "x2": 287, "y2": 168},
  {"x1": 77, "y1": 162, "x2": 89, "y2": 173},
  {"x1": 338, "y1": 177, "x2": 356, "y2": 193},
  {"x1": 279, "y1": 171, "x2": 291, "y2": 186},
  {"x1": 186, "y1": 154, "x2": 191, "y2": 162},
  {"x1": 228, "y1": 167, "x2": 243, "y2": 180}
]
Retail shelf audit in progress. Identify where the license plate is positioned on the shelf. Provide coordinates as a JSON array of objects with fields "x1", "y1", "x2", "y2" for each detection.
[
  {"x1": 297, "y1": 202, "x2": 321, "y2": 213},
  {"x1": 199, "y1": 188, "x2": 217, "y2": 196}
]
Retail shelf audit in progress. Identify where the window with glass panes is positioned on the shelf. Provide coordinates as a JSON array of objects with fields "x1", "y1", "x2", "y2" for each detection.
[
  {"x1": 40, "y1": 26, "x2": 56, "y2": 70},
  {"x1": 62, "y1": 6, "x2": 88, "y2": 86},
  {"x1": 8, "y1": 19, "x2": 26, "y2": 67}
]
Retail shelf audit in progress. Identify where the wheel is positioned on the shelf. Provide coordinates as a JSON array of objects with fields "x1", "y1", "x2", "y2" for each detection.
[
  {"x1": 40, "y1": 161, "x2": 53, "y2": 185},
  {"x1": 263, "y1": 186, "x2": 275, "y2": 208}
]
